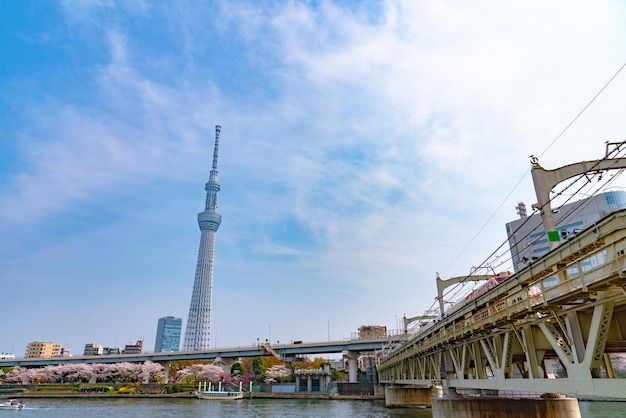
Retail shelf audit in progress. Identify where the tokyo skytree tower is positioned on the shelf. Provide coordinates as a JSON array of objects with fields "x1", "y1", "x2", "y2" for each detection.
[{"x1": 183, "y1": 125, "x2": 223, "y2": 351}]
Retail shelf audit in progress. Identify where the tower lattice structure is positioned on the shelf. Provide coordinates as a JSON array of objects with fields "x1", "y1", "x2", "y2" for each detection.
[{"x1": 183, "y1": 125, "x2": 223, "y2": 351}]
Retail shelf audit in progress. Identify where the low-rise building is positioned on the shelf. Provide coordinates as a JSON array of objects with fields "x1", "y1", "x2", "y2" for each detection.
[
  {"x1": 123, "y1": 340, "x2": 143, "y2": 354},
  {"x1": 294, "y1": 365, "x2": 332, "y2": 393},
  {"x1": 25, "y1": 341, "x2": 62, "y2": 358},
  {"x1": 358, "y1": 325, "x2": 387, "y2": 339},
  {"x1": 103, "y1": 347, "x2": 120, "y2": 355},
  {"x1": 84, "y1": 343, "x2": 104, "y2": 356},
  {"x1": 83, "y1": 343, "x2": 121, "y2": 356}
]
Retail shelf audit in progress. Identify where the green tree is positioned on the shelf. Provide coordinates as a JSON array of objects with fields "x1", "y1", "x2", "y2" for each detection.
[
  {"x1": 331, "y1": 367, "x2": 344, "y2": 382},
  {"x1": 231, "y1": 362, "x2": 244, "y2": 376},
  {"x1": 251, "y1": 357, "x2": 268, "y2": 380}
]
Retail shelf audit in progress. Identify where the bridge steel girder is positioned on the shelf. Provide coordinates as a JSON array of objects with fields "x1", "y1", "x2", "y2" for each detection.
[{"x1": 378, "y1": 208, "x2": 626, "y2": 399}]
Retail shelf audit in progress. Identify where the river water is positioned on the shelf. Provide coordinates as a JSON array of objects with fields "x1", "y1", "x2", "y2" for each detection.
[{"x1": 9, "y1": 398, "x2": 624, "y2": 417}]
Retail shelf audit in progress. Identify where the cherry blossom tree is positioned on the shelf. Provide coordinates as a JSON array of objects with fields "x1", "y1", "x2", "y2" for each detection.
[
  {"x1": 237, "y1": 373, "x2": 256, "y2": 384},
  {"x1": 3, "y1": 367, "x2": 26, "y2": 383},
  {"x1": 264, "y1": 364, "x2": 292, "y2": 383},
  {"x1": 174, "y1": 364, "x2": 224, "y2": 383},
  {"x1": 2, "y1": 362, "x2": 164, "y2": 384},
  {"x1": 63, "y1": 364, "x2": 96, "y2": 383},
  {"x1": 141, "y1": 361, "x2": 165, "y2": 382}
]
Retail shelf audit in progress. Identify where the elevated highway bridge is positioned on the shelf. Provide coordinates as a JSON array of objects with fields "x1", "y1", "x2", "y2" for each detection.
[{"x1": 0, "y1": 337, "x2": 393, "y2": 367}]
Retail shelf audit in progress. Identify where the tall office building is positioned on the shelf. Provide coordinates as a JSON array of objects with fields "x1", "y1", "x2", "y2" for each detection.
[
  {"x1": 154, "y1": 316, "x2": 182, "y2": 352},
  {"x1": 183, "y1": 125, "x2": 223, "y2": 351}
]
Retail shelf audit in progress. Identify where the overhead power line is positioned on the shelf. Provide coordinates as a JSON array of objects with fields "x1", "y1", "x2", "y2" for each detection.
[{"x1": 419, "y1": 61, "x2": 626, "y2": 317}]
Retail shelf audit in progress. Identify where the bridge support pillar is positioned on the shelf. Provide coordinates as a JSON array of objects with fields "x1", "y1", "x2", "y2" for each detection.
[
  {"x1": 159, "y1": 361, "x2": 171, "y2": 384},
  {"x1": 214, "y1": 357, "x2": 239, "y2": 375},
  {"x1": 142, "y1": 361, "x2": 151, "y2": 384},
  {"x1": 343, "y1": 351, "x2": 359, "y2": 383},
  {"x1": 385, "y1": 385, "x2": 442, "y2": 407},
  {"x1": 431, "y1": 394, "x2": 580, "y2": 418}
]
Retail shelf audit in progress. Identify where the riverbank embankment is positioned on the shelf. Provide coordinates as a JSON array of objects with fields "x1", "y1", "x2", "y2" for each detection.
[{"x1": 0, "y1": 392, "x2": 384, "y2": 401}]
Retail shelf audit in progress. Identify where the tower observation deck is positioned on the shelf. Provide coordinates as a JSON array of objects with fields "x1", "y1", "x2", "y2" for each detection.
[{"x1": 183, "y1": 125, "x2": 223, "y2": 351}]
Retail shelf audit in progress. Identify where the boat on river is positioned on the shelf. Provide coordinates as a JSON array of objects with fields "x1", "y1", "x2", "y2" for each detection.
[
  {"x1": 195, "y1": 382, "x2": 244, "y2": 400},
  {"x1": 0, "y1": 399, "x2": 25, "y2": 409}
]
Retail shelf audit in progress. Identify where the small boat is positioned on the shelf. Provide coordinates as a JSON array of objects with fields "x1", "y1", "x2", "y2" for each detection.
[
  {"x1": 195, "y1": 381, "x2": 245, "y2": 400},
  {"x1": 0, "y1": 399, "x2": 25, "y2": 409}
]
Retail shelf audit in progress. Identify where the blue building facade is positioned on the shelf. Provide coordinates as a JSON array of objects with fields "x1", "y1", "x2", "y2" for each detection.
[{"x1": 154, "y1": 316, "x2": 182, "y2": 352}]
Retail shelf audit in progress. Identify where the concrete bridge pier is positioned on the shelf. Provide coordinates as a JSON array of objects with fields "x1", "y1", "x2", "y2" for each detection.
[
  {"x1": 343, "y1": 350, "x2": 359, "y2": 383},
  {"x1": 158, "y1": 361, "x2": 171, "y2": 384},
  {"x1": 142, "y1": 361, "x2": 152, "y2": 384},
  {"x1": 431, "y1": 393, "x2": 581, "y2": 418},
  {"x1": 214, "y1": 357, "x2": 239, "y2": 375},
  {"x1": 385, "y1": 384, "x2": 442, "y2": 407}
]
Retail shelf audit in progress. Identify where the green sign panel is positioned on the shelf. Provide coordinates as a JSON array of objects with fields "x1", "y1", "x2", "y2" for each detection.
[{"x1": 547, "y1": 230, "x2": 561, "y2": 242}]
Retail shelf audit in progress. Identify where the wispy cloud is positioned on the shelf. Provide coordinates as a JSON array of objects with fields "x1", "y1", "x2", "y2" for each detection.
[{"x1": 3, "y1": 0, "x2": 626, "y2": 352}]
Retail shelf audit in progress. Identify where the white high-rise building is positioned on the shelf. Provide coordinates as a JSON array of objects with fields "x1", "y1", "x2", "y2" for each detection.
[
  {"x1": 183, "y1": 125, "x2": 223, "y2": 351},
  {"x1": 506, "y1": 190, "x2": 626, "y2": 273}
]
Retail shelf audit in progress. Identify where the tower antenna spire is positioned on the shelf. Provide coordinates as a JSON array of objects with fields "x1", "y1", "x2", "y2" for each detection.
[{"x1": 212, "y1": 125, "x2": 221, "y2": 171}]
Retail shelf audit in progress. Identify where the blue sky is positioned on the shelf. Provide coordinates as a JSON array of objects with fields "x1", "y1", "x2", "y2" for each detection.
[{"x1": 2, "y1": 0, "x2": 626, "y2": 355}]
